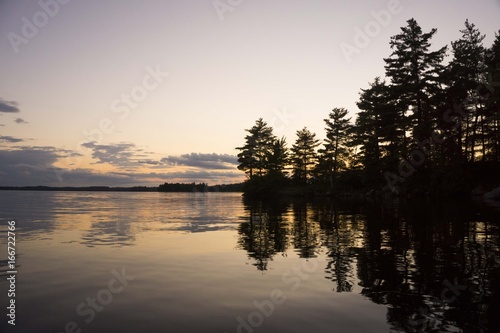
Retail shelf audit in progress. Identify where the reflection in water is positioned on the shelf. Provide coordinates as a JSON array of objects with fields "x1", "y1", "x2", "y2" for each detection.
[
  {"x1": 81, "y1": 221, "x2": 135, "y2": 247},
  {"x1": 238, "y1": 198, "x2": 291, "y2": 270},
  {"x1": 1, "y1": 191, "x2": 499, "y2": 332},
  {"x1": 239, "y1": 197, "x2": 500, "y2": 332},
  {"x1": 0, "y1": 191, "x2": 243, "y2": 247},
  {"x1": 292, "y1": 200, "x2": 321, "y2": 259}
]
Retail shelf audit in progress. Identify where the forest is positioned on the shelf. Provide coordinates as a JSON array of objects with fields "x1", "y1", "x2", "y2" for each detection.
[{"x1": 236, "y1": 19, "x2": 500, "y2": 198}]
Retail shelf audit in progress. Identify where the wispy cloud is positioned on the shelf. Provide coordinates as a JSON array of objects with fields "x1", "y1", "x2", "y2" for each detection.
[
  {"x1": 150, "y1": 170, "x2": 242, "y2": 182},
  {"x1": 161, "y1": 153, "x2": 238, "y2": 170},
  {"x1": 14, "y1": 117, "x2": 28, "y2": 124},
  {"x1": 81, "y1": 141, "x2": 149, "y2": 168},
  {"x1": 0, "y1": 98, "x2": 20, "y2": 113},
  {"x1": 80, "y1": 143, "x2": 238, "y2": 173},
  {"x1": 0, "y1": 146, "x2": 242, "y2": 186},
  {"x1": 0, "y1": 135, "x2": 24, "y2": 143},
  {"x1": 137, "y1": 159, "x2": 162, "y2": 165},
  {"x1": 0, "y1": 140, "x2": 243, "y2": 186}
]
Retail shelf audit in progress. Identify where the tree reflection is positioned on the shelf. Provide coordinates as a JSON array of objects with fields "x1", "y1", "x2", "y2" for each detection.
[
  {"x1": 355, "y1": 199, "x2": 500, "y2": 333},
  {"x1": 238, "y1": 197, "x2": 326, "y2": 270},
  {"x1": 238, "y1": 197, "x2": 291, "y2": 270},
  {"x1": 291, "y1": 199, "x2": 321, "y2": 258},
  {"x1": 315, "y1": 200, "x2": 360, "y2": 292},
  {"x1": 237, "y1": 196, "x2": 500, "y2": 331},
  {"x1": 80, "y1": 220, "x2": 135, "y2": 247}
]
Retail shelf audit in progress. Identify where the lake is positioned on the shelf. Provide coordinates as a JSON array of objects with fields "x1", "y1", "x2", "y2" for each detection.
[{"x1": 0, "y1": 191, "x2": 499, "y2": 332}]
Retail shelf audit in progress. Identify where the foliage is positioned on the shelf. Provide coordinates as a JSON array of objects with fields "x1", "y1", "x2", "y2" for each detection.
[
  {"x1": 291, "y1": 127, "x2": 320, "y2": 185},
  {"x1": 235, "y1": 18, "x2": 500, "y2": 197}
]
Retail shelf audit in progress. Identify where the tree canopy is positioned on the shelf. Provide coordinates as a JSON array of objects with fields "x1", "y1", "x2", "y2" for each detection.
[{"x1": 236, "y1": 19, "x2": 500, "y2": 197}]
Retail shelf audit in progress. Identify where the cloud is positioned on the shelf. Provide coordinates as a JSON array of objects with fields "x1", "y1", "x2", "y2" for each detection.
[
  {"x1": 0, "y1": 141, "x2": 244, "y2": 186},
  {"x1": 54, "y1": 168, "x2": 145, "y2": 186},
  {"x1": 81, "y1": 141, "x2": 148, "y2": 167},
  {"x1": 80, "y1": 143, "x2": 239, "y2": 172},
  {"x1": 0, "y1": 98, "x2": 20, "y2": 113},
  {"x1": 137, "y1": 159, "x2": 161, "y2": 165},
  {"x1": 0, "y1": 135, "x2": 24, "y2": 143},
  {"x1": 53, "y1": 169, "x2": 242, "y2": 187},
  {"x1": 0, "y1": 146, "x2": 73, "y2": 185},
  {"x1": 161, "y1": 153, "x2": 238, "y2": 170},
  {"x1": 116, "y1": 169, "x2": 242, "y2": 181},
  {"x1": 14, "y1": 118, "x2": 28, "y2": 124},
  {"x1": 0, "y1": 146, "x2": 130, "y2": 186},
  {"x1": 0, "y1": 145, "x2": 244, "y2": 186}
]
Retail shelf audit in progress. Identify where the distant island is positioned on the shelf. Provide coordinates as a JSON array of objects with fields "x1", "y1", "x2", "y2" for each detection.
[{"x1": 0, "y1": 182, "x2": 244, "y2": 192}]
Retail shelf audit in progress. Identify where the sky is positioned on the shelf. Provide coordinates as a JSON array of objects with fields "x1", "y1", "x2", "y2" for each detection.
[{"x1": 0, "y1": 0, "x2": 499, "y2": 186}]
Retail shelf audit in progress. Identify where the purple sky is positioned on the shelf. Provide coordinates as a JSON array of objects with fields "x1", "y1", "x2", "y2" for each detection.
[{"x1": 1, "y1": 0, "x2": 499, "y2": 186}]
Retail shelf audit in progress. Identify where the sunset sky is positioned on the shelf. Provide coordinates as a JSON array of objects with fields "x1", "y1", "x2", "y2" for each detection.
[{"x1": 1, "y1": 0, "x2": 499, "y2": 186}]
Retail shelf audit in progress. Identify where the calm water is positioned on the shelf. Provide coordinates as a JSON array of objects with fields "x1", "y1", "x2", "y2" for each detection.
[{"x1": 0, "y1": 191, "x2": 499, "y2": 333}]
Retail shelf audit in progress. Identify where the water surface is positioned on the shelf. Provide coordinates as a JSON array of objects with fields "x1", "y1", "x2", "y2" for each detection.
[{"x1": 0, "y1": 191, "x2": 499, "y2": 332}]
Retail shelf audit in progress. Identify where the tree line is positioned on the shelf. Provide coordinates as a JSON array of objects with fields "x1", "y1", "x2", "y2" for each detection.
[
  {"x1": 236, "y1": 18, "x2": 500, "y2": 197},
  {"x1": 0, "y1": 184, "x2": 244, "y2": 192}
]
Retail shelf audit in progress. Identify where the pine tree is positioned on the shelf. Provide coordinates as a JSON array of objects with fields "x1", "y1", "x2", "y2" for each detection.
[
  {"x1": 265, "y1": 137, "x2": 289, "y2": 176},
  {"x1": 236, "y1": 118, "x2": 276, "y2": 179},
  {"x1": 291, "y1": 127, "x2": 320, "y2": 185},
  {"x1": 449, "y1": 20, "x2": 487, "y2": 162},
  {"x1": 262, "y1": 137, "x2": 290, "y2": 190},
  {"x1": 484, "y1": 31, "x2": 500, "y2": 162},
  {"x1": 320, "y1": 108, "x2": 352, "y2": 191},
  {"x1": 355, "y1": 78, "x2": 405, "y2": 184},
  {"x1": 384, "y1": 18, "x2": 447, "y2": 145}
]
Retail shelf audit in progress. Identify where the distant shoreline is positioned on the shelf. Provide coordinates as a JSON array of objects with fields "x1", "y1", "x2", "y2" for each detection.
[{"x1": 0, "y1": 183, "x2": 243, "y2": 192}]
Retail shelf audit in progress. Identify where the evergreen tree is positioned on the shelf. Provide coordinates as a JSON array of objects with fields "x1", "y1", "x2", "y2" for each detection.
[
  {"x1": 262, "y1": 137, "x2": 290, "y2": 190},
  {"x1": 265, "y1": 137, "x2": 289, "y2": 176},
  {"x1": 355, "y1": 78, "x2": 406, "y2": 184},
  {"x1": 384, "y1": 18, "x2": 447, "y2": 145},
  {"x1": 449, "y1": 20, "x2": 487, "y2": 162},
  {"x1": 236, "y1": 118, "x2": 276, "y2": 179},
  {"x1": 320, "y1": 108, "x2": 352, "y2": 191},
  {"x1": 291, "y1": 127, "x2": 320, "y2": 185},
  {"x1": 234, "y1": 19, "x2": 500, "y2": 197},
  {"x1": 484, "y1": 31, "x2": 500, "y2": 162}
]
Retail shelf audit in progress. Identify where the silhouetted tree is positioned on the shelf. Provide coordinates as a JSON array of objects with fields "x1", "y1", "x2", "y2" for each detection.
[
  {"x1": 484, "y1": 30, "x2": 500, "y2": 162},
  {"x1": 265, "y1": 136, "x2": 289, "y2": 176},
  {"x1": 236, "y1": 118, "x2": 276, "y2": 179},
  {"x1": 384, "y1": 18, "x2": 447, "y2": 146},
  {"x1": 291, "y1": 127, "x2": 320, "y2": 185},
  {"x1": 234, "y1": 19, "x2": 500, "y2": 196},
  {"x1": 318, "y1": 108, "x2": 352, "y2": 192},
  {"x1": 260, "y1": 136, "x2": 290, "y2": 190},
  {"x1": 355, "y1": 78, "x2": 406, "y2": 185},
  {"x1": 449, "y1": 20, "x2": 488, "y2": 162}
]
